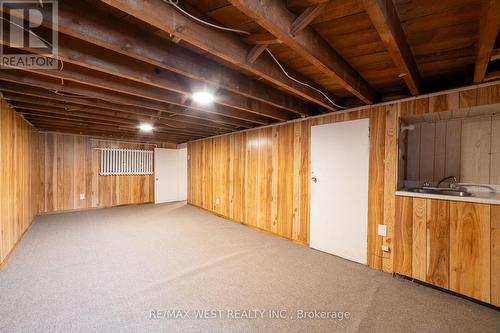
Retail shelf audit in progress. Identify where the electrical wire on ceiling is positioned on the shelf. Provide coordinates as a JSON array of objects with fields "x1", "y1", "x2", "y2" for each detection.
[{"x1": 164, "y1": 0, "x2": 346, "y2": 110}]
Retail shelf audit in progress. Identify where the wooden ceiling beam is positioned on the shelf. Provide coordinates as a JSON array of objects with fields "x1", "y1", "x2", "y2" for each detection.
[
  {"x1": 228, "y1": 0, "x2": 376, "y2": 104},
  {"x1": 362, "y1": 0, "x2": 420, "y2": 95},
  {"x1": 473, "y1": 0, "x2": 500, "y2": 83},
  {"x1": 243, "y1": 32, "x2": 281, "y2": 45},
  {"x1": 247, "y1": 45, "x2": 268, "y2": 64},
  {"x1": 0, "y1": 83, "x2": 237, "y2": 131},
  {"x1": 0, "y1": 71, "x2": 256, "y2": 129},
  {"x1": 289, "y1": 3, "x2": 327, "y2": 36},
  {"x1": 0, "y1": 27, "x2": 293, "y2": 122},
  {"x1": 3, "y1": 93, "x2": 225, "y2": 135},
  {"x1": 24, "y1": 117, "x2": 196, "y2": 142},
  {"x1": 8, "y1": 101, "x2": 221, "y2": 137},
  {"x1": 18, "y1": 110, "x2": 208, "y2": 140},
  {"x1": 0, "y1": 1, "x2": 312, "y2": 116},
  {"x1": 11, "y1": 61, "x2": 274, "y2": 126},
  {"x1": 97, "y1": 0, "x2": 339, "y2": 111}
]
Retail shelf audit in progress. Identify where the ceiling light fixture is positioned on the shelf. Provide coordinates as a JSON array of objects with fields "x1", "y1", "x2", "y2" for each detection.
[
  {"x1": 192, "y1": 91, "x2": 214, "y2": 105},
  {"x1": 138, "y1": 123, "x2": 154, "y2": 132}
]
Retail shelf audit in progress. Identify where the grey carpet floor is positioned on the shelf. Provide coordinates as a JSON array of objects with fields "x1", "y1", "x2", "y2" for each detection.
[{"x1": 0, "y1": 202, "x2": 498, "y2": 333}]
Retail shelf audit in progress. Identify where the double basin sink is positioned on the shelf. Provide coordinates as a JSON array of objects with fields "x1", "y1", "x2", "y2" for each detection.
[{"x1": 410, "y1": 187, "x2": 472, "y2": 197}]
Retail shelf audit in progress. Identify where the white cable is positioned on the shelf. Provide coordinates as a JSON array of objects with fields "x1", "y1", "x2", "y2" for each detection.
[
  {"x1": 164, "y1": 0, "x2": 345, "y2": 109},
  {"x1": 164, "y1": 0, "x2": 250, "y2": 35},
  {"x1": 265, "y1": 49, "x2": 346, "y2": 109}
]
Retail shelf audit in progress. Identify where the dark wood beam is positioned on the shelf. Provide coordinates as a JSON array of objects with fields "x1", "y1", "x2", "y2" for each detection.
[
  {"x1": 362, "y1": 0, "x2": 420, "y2": 95},
  {"x1": 0, "y1": 1, "x2": 312, "y2": 116},
  {"x1": 289, "y1": 3, "x2": 326, "y2": 36},
  {"x1": 7, "y1": 99, "x2": 221, "y2": 137},
  {"x1": 0, "y1": 82, "x2": 238, "y2": 131},
  {"x1": 23, "y1": 116, "x2": 196, "y2": 142},
  {"x1": 228, "y1": 0, "x2": 376, "y2": 104},
  {"x1": 473, "y1": 0, "x2": 500, "y2": 83},
  {"x1": 97, "y1": 0, "x2": 339, "y2": 110},
  {"x1": 0, "y1": 70, "x2": 257, "y2": 129},
  {"x1": 0, "y1": 28, "x2": 294, "y2": 122},
  {"x1": 244, "y1": 32, "x2": 281, "y2": 45},
  {"x1": 247, "y1": 45, "x2": 268, "y2": 64}
]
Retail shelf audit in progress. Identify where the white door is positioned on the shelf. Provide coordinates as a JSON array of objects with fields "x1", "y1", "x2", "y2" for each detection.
[
  {"x1": 154, "y1": 148, "x2": 187, "y2": 204},
  {"x1": 310, "y1": 118, "x2": 370, "y2": 264}
]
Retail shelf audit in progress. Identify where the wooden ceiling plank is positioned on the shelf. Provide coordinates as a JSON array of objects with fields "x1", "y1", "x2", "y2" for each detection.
[
  {"x1": 97, "y1": 0, "x2": 339, "y2": 110},
  {"x1": 473, "y1": 0, "x2": 500, "y2": 83},
  {"x1": 0, "y1": 1, "x2": 312, "y2": 116},
  {"x1": 362, "y1": 0, "x2": 421, "y2": 95},
  {"x1": 227, "y1": 0, "x2": 376, "y2": 104},
  {"x1": 289, "y1": 3, "x2": 327, "y2": 37},
  {"x1": 0, "y1": 71, "x2": 255, "y2": 129}
]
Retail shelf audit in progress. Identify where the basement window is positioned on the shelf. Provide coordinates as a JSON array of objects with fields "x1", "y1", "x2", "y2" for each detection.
[{"x1": 99, "y1": 148, "x2": 153, "y2": 176}]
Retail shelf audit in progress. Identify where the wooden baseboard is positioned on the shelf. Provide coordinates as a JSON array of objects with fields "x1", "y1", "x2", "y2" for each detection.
[
  {"x1": 0, "y1": 216, "x2": 36, "y2": 271},
  {"x1": 38, "y1": 201, "x2": 154, "y2": 215}
]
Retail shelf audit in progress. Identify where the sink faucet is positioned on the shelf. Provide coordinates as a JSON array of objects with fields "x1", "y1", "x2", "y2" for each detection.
[{"x1": 437, "y1": 176, "x2": 457, "y2": 189}]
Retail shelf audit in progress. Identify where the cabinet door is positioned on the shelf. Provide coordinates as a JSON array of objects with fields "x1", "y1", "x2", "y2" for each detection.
[
  {"x1": 450, "y1": 202, "x2": 491, "y2": 302},
  {"x1": 426, "y1": 200, "x2": 449, "y2": 289}
]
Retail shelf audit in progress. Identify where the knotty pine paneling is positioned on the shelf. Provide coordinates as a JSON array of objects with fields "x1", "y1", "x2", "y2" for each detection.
[
  {"x1": 38, "y1": 134, "x2": 167, "y2": 213},
  {"x1": 394, "y1": 196, "x2": 413, "y2": 276},
  {"x1": 0, "y1": 99, "x2": 39, "y2": 267}
]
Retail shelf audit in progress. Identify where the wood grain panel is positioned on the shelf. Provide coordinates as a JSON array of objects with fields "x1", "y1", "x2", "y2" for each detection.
[
  {"x1": 445, "y1": 119, "x2": 462, "y2": 179},
  {"x1": 492, "y1": 205, "x2": 500, "y2": 307},
  {"x1": 491, "y1": 115, "x2": 500, "y2": 185},
  {"x1": 461, "y1": 117, "x2": 491, "y2": 184},
  {"x1": 0, "y1": 99, "x2": 39, "y2": 267},
  {"x1": 412, "y1": 198, "x2": 427, "y2": 281},
  {"x1": 419, "y1": 122, "x2": 435, "y2": 182},
  {"x1": 382, "y1": 104, "x2": 398, "y2": 272},
  {"x1": 368, "y1": 106, "x2": 386, "y2": 269},
  {"x1": 394, "y1": 196, "x2": 413, "y2": 276},
  {"x1": 38, "y1": 134, "x2": 163, "y2": 213},
  {"x1": 426, "y1": 199, "x2": 450, "y2": 288},
  {"x1": 450, "y1": 202, "x2": 490, "y2": 302}
]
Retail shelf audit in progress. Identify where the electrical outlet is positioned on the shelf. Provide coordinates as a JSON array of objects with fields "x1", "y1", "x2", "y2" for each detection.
[
  {"x1": 216, "y1": 198, "x2": 220, "y2": 205},
  {"x1": 378, "y1": 224, "x2": 387, "y2": 237},
  {"x1": 381, "y1": 245, "x2": 390, "y2": 252},
  {"x1": 80, "y1": 193, "x2": 86, "y2": 200}
]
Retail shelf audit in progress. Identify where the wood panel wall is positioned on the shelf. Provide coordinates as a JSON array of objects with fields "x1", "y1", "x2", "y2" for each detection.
[
  {"x1": 405, "y1": 115, "x2": 499, "y2": 185},
  {"x1": 188, "y1": 82, "x2": 500, "y2": 305},
  {"x1": 38, "y1": 134, "x2": 175, "y2": 214},
  {"x1": 0, "y1": 99, "x2": 39, "y2": 267}
]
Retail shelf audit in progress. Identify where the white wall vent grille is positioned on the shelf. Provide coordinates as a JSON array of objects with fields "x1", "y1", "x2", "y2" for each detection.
[{"x1": 99, "y1": 148, "x2": 153, "y2": 176}]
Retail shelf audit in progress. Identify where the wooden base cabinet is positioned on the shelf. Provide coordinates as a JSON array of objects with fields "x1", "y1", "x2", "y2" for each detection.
[{"x1": 394, "y1": 197, "x2": 498, "y2": 305}]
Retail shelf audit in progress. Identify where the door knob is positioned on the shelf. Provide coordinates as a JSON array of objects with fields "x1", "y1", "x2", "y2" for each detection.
[{"x1": 312, "y1": 177, "x2": 318, "y2": 183}]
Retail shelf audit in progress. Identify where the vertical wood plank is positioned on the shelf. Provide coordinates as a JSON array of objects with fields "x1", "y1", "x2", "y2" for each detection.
[
  {"x1": 433, "y1": 121, "x2": 447, "y2": 181},
  {"x1": 450, "y1": 202, "x2": 491, "y2": 302},
  {"x1": 419, "y1": 122, "x2": 435, "y2": 182},
  {"x1": 490, "y1": 115, "x2": 500, "y2": 185},
  {"x1": 394, "y1": 196, "x2": 413, "y2": 276},
  {"x1": 368, "y1": 106, "x2": 386, "y2": 270},
  {"x1": 406, "y1": 123, "x2": 421, "y2": 181},
  {"x1": 445, "y1": 119, "x2": 462, "y2": 180},
  {"x1": 382, "y1": 104, "x2": 398, "y2": 272},
  {"x1": 491, "y1": 205, "x2": 500, "y2": 307},
  {"x1": 412, "y1": 198, "x2": 427, "y2": 281},
  {"x1": 426, "y1": 199, "x2": 450, "y2": 288},
  {"x1": 461, "y1": 117, "x2": 491, "y2": 183}
]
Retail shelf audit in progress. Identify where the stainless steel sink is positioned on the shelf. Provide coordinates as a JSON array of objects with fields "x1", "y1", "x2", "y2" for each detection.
[{"x1": 410, "y1": 188, "x2": 472, "y2": 197}]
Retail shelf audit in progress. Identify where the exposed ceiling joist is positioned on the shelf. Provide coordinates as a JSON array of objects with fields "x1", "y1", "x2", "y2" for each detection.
[
  {"x1": 473, "y1": 0, "x2": 500, "y2": 83},
  {"x1": 0, "y1": 84, "x2": 236, "y2": 132},
  {"x1": 228, "y1": 0, "x2": 376, "y2": 104},
  {"x1": 0, "y1": 1, "x2": 312, "y2": 117},
  {"x1": 0, "y1": 72, "x2": 255, "y2": 129},
  {"x1": 362, "y1": 0, "x2": 420, "y2": 95},
  {"x1": 289, "y1": 3, "x2": 327, "y2": 36},
  {"x1": 97, "y1": 0, "x2": 340, "y2": 111}
]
